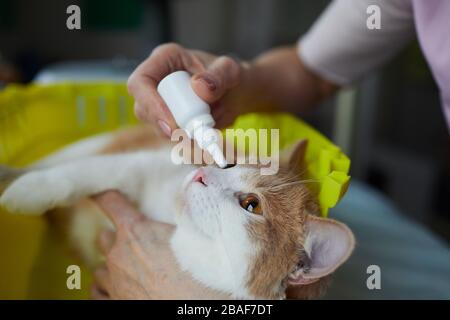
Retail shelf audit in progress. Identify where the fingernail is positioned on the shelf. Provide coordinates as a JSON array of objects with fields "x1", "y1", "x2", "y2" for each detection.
[
  {"x1": 158, "y1": 120, "x2": 172, "y2": 137},
  {"x1": 196, "y1": 75, "x2": 217, "y2": 91}
]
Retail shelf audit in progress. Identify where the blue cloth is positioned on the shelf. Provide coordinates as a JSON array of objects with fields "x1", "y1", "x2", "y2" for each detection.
[{"x1": 324, "y1": 181, "x2": 450, "y2": 299}]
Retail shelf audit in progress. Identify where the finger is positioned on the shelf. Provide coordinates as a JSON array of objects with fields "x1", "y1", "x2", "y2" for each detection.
[
  {"x1": 210, "y1": 101, "x2": 228, "y2": 127},
  {"x1": 132, "y1": 217, "x2": 176, "y2": 243},
  {"x1": 97, "y1": 229, "x2": 115, "y2": 255},
  {"x1": 129, "y1": 75, "x2": 177, "y2": 134},
  {"x1": 191, "y1": 56, "x2": 241, "y2": 104},
  {"x1": 94, "y1": 267, "x2": 112, "y2": 294},
  {"x1": 92, "y1": 191, "x2": 144, "y2": 229},
  {"x1": 91, "y1": 284, "x2": 110, "y2": 300},
  {"x1": 128, "y1": 43, "x2": 205, "y2": 132}
]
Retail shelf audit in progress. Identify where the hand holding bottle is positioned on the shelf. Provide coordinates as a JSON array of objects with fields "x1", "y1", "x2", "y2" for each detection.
[{"x1": 127, "y1": 43, "x2": 246, "y2": 137}]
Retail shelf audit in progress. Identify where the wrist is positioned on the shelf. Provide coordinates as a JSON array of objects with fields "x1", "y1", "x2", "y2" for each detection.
[{"x1": 235, "y1": 58, "x2": 279, "y2": 113}]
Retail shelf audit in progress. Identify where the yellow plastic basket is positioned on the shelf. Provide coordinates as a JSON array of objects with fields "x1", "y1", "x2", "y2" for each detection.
[{"x1": 0, "y1": 82, "x2": 350, "y2": 299}]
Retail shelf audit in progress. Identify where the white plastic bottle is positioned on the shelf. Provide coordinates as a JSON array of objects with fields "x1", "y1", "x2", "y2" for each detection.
[{"x1": 157, "y1": 71, "x2": 227, "y2": 168}]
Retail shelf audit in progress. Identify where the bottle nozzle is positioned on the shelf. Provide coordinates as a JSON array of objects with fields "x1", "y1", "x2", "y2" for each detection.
[
  {"x1": 192, "y1": 124, "x2": 227, "y2": 168},
  {"x1": 207, "y1": 143, "x2": 228, "y2": 168}
]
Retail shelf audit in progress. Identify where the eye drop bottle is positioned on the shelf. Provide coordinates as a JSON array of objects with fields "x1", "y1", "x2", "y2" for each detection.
[{"x1": 157, "y1": 71, "x2": 227, "y2": 168}]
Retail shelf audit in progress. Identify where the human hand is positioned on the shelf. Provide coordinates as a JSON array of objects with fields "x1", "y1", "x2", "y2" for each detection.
[
  {"x1": 90, "y1": 191, "x2": 230, "y2": 300},
  {"x1": 127, "y1": 43, "x2": 249, "y2": 136}
]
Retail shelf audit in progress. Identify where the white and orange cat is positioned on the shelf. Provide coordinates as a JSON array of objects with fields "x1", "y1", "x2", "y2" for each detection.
[{"x1": 0, "y1": 126, "x2": 354, "y2": 300}]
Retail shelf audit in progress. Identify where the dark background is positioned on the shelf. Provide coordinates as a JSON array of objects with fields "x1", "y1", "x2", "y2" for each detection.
[{"x1": 1, "y1": 0, "x2": 449, "y2": 241}]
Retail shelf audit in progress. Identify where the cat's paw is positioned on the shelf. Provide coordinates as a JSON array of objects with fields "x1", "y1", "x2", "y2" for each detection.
[{"x1": 0, "y1": 171, "x2": 69, "y2": 214}]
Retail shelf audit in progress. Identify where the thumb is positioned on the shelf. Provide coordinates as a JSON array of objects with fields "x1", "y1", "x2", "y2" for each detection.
[
  {"x1": 92, "y1": 191, "x2": 144, "y2": 230},
  {"x1": 191, "y1": 56, "x2": 241, "y2": 104}
]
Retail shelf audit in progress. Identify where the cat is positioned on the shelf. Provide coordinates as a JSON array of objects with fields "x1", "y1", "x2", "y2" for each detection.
[{"x1": 0, "y1": 125, "x2": 355, "y2": 300}]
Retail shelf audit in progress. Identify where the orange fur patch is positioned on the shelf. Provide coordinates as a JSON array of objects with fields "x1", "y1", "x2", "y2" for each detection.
[
  {"x1": 99, "y1": 125, "x2": 224, "y2": 166},
  {"x1": 244, "y1": 167, "x2": 327, "y2": 299},
  {"x1": 100, "y1": 125, "x2": 165, "y2": 154}
]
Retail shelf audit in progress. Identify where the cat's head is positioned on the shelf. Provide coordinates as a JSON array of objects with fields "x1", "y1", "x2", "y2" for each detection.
[{"x1": 173, "y1": 139, "x2": 355, "y2": 299}]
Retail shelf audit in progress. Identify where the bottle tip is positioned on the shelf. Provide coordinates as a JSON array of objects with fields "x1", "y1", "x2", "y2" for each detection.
[
  {"x1": 214, "y1": 153, "x2": 228, "y2": 168},
  {"x1": 207, "y1": 143, "x2": 228, "y2": 168}
]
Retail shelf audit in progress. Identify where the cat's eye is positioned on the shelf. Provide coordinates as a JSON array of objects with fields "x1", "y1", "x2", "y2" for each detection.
[{"x1": 238, "y1": 193, "x2": 262, "y2": 215}]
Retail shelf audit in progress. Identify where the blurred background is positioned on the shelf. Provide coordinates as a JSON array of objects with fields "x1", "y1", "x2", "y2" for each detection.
[{"x1": 1, "y1": 0, "x2": 448, "y2": 241}]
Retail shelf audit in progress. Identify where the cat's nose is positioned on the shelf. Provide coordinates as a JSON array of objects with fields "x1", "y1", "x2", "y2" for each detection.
[{"x1": 192, "y1": 168, "x2": 207, "y2": 186}]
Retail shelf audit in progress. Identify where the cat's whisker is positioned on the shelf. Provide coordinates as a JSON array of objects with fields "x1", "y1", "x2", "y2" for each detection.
[{"x1": 265, "y1": 178, "x2": 320, "y2": 192}]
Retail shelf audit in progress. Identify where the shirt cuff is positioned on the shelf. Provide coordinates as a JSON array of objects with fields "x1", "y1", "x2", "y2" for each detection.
[{"x1": 297, "y1": 36, "x2": 353, "y2": 86}]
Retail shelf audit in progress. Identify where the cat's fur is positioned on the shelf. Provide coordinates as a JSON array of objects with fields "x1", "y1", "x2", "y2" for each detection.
[{"x1": 0, "y1": 125, "x2": 355, "y2": 299}]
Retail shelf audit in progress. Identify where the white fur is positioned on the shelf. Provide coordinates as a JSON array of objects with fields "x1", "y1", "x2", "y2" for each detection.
[
  {"x1": 0, "y1": 145, "x2": 261, "y2": 298},
  {"x1": 173, "y1": 166, "x2": 259, "y2": 298}
]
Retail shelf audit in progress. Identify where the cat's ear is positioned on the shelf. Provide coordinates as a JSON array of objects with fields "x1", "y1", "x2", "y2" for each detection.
[
  {"x1": 280, "y1": 139, "x2": 308, "y2": 174},
  {"x1": 288, "y1": 215, "x2": 355, "y2": 286}
]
